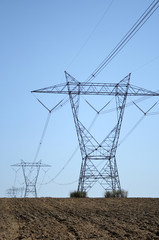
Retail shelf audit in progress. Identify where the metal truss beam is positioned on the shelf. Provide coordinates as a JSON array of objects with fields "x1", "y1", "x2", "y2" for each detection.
[{"x1": 32, "y1": 73, "x2": 159, "y2": 97}]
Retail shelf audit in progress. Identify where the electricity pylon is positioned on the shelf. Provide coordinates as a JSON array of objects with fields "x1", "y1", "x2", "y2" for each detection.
[
  {"x1": 6, "y1": 186, "x2": 24, "y2": 198},
  {"x1": 32, "y1": 71, "x2": 159, "y2": 194},
  {"x1": 12, "y1": 160, "x2": 50, "y2": 197}
]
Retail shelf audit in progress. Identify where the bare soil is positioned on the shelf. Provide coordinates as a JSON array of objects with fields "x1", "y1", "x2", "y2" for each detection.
[{"x1": 0, "y1": 198, "x2": 159, "y2": 239}]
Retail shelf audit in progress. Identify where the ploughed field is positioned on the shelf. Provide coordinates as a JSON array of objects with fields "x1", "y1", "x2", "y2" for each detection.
[{"x1": 0, "y1": 198, "x2": 159, "y2": 239}]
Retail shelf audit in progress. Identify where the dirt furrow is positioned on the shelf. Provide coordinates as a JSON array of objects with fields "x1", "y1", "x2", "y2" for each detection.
[{"x1": 0, "y1": 198, "x2": 159, "y2": 240}]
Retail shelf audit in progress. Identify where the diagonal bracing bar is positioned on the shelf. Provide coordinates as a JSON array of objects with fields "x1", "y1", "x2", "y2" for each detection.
[{"x1": 32, "y1": 72, "x2": 159, "y2": 194}]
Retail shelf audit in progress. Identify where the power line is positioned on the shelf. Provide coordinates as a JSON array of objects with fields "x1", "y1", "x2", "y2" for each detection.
[
  {"x1": 32, "y1": 96, "x2": 64, "y2": 164},
  {"x1": 118, "y1": 101, "x2": 159, "y2": 146},
  {"x1": 66, "y1": 0, "x2": 115, "y2": 71},
  {"x1": 132, "y1": 54, "x2": 159, "y2": 73},
  {"x1": 33, "y1": 87, "x2": 158, "y2": 186},
  {"x1": 147, "y1": 111, "x2": 159, "y2": 116},
  {"x1": 39, "y1": 90, "x2": 146, "y2": 187},
  {"x1": 41, "y1": 145, "x2": 80, "y2": 185},
  {"x1": 52, "y1": 179, "x2": 78, "y2": 186},
  {"x1": 119, "y1": 115, "x2": 145, "y2": 146},
  {"x1": 33, "y1": 112, "x2": 51, "y2": 163},
  {"x1": 38, "y1": 169, "x2": 49, "y2": 193},
  {"x1": 30, "y1": 1, "x2": 159, "y2": 194},
  {"x1": 85, "y1": 0, "x2": 159, "y2": 83},
  {"x1": 40, "y1": 102, "x2": 109, "y2": 186}
]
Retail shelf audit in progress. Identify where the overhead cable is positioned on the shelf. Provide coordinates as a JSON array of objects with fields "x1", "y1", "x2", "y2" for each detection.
[
  {"x1": 66, "y1": 0, "x2": 114, "y2": 70},
  {"x1": 40, "y1": 103, "x2": 107, "y2": 186},
  {"x1": 51, "y1": 179, "x2": 78, "y2": 186},
  {"x1": 32, "y1": 96, "x2": 64, "y2": 164},
  {"x1": 40, "y1": 145, "x2": 80, "y2": 185},
  {"x1": 119, "y1": 100, "x2": 158, "y2": 145},
  {"x1": 85, "y1": 0, "x2": 159, "y2": 83}
]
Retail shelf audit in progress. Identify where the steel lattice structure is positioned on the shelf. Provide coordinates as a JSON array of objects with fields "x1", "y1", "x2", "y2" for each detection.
[
  {"x1": 12, "y1": 160, "x2": 50, "y2": 197},
  {"x1": 6, "y1": 186, "x2": 24, "y2": 198},
  {"x1": 32, "y1": 72, "x2": 159, "y2": 194}
]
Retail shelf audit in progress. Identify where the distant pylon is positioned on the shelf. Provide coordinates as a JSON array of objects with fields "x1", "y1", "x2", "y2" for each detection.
[
  {"x1": 11, "y1": 160, "x2": 51, "y2": 198},
  {"x1": 6, "y1": 186, "x2": 24, "y2": 198}
]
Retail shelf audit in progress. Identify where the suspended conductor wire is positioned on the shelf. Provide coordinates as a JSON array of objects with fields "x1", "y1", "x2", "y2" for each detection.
[
  {"x1": 83, "y1": 97, "x2": 113, "y2": 130},
  {"x1": 145, "y1": 101, "x2": 158, "y2": 114},
  {"x1": 33, "y1": 112, "x2": 51, "y2": 163},
  {"x1": 147, "y1": 111, "x2": 159, "y2": 116},
  {"x1": 45, "y1": 97, "x2": 159, "y2": 186},
  {"x1": 38, "y1": 97, "x2": 159, "y2": 187},
  {"x1": 41, "y1": 97, "x2": 113, "y2": 186},
  {"x1": 87, "y1": 114, "x2": 98, "y2": 131},
  {"x1": 85, "y1": 0, "x2": 159, "y2": 83},
  {"x1": 85, "y1": 98, "x2": 114, "y2": 133},
  {"x1": 100, "y1": 91, "x2": 159, "y2": 115},
  {"x1": 30, "y1": 95, "x2": 76, "y2": 186},
  {"x1": 118, "y1": 100, "x2": 159, "y2": 146},
  {"x1": 66, "y1": 0, "x2": 114, "y2": 71},
  {"x1": 85, "y1": 97, "x2": 113, "y2": 114},
  {"x1": 132, "y1": 54, "x2": 159, "y2": 74},
  {"x1": 31, "y1": 95, "x2": 64, "y2": 164},
  {"x1": 37, "y1": 169, "x2": 49, "y2": 193},
  {"x1": 118, "y1": 115, "x2": 145, "y2": 146},
  {"x1": 132, "y1": 100, "x2": 158, "y2": 115},
  {"x1": 41, "y1": 145, "x2": 80, "y2": 185},
  {"x1": 52, "y1": 179, "x2": 78, "y2": 186},
  {"x1": 32, "y1": 88, "x2": 159, "y2": 185},
  {"x1": 27, "y1": 95, "x2": 65, "y2": 179},
  {"x1": 40, "y1": 106, "x2": 104, "y2": 186}
]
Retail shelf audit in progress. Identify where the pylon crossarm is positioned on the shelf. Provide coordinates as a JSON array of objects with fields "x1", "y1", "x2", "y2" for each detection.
[
  {"x1": 128, "y1": 84, "x2": 159, "y2": 96},
  {"x1": 11, "y1": 162, "x2": 51, "y2": 167},
  {"x1": 32, "y1": 81, "x2": 159, "y2": 97},
  {"x1": 32, "y1": 82, "x2": 159, "y2": 96}
]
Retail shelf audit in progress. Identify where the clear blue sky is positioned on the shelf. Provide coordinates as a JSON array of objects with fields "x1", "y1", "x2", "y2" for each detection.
[{"x1": 0, "y1": 0, "x2": 159, "y2": 198}]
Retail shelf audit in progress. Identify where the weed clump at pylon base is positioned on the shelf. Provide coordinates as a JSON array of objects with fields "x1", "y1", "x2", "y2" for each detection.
[
  {"x1": 70, "y1": 191, "x2": 87, "y2": 198},
  {"x1": 105, "y1": 189, "x2": 128, "y2": 198}
]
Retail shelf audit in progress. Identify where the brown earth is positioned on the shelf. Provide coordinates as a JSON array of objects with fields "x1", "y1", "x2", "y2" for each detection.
[{"x1": 0, "y1": 198, "x2": 159, "y2": 240}]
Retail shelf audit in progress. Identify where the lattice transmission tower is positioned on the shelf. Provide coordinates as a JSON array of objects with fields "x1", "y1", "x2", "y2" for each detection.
[
  {"x1": 12, "y1": 160, "x2": 50, "y2": 197},
  {"x1": 32, "y1": 72, "x2": 159, "y2": 195},
  {"x1": 6, "y1": 186, "x2": 24, "y2": 198}
]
